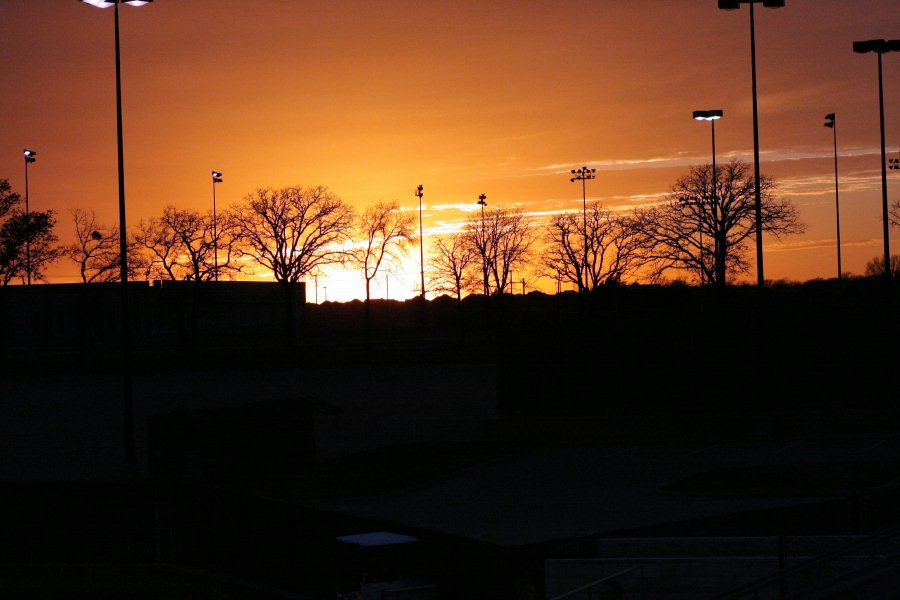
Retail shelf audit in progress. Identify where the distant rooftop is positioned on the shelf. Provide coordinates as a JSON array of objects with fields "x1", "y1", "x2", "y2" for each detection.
[
  {"x1": 336, "y1": 531, "x2": 418, "y2": 547},
  {"x1": 301, "y1": 439, "x2": 900, "y2": 548}
]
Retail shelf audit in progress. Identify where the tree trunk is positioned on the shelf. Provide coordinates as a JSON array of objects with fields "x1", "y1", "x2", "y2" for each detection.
[
  {"x1": 715, "y1": 233, "x2": 727, "y2": 287},
  {"x1": 283, "y1": 281, "x2": 296, "y2": 349}
]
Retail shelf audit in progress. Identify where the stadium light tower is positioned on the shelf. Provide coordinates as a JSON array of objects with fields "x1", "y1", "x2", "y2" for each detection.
[
  {"x1": 718, "y1": 0, "x2": 785, "y2": 290},
  {"x1": 23, "y1": 149, "x2": 37, "y2": 285},
  {"x1": 570, "y1": 166, "x2": 596, "y2": 292},
  {"x1": 477, "y1": 194, "x2": 488, "y2": 295},
  {"x1": 212, "y1": 171, "x2": 223, "y2": 281},
  {"x1": 853, "y1": 39, "x2": 900, "y2": 285},
  {"x1": 823, "y1": 114, "x2": 842, "y2": 280},
  {"x1": 416, "y1": 184, "x2": 425, "y2": 300},
  {"x1": 79, "y1": 0, "x2": 154, "y2": 470},
  {"x1": 693, "y1": 110, "x2": 723, "y2": 285}
]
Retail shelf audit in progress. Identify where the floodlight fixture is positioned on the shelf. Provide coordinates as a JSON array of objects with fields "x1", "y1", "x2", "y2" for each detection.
[
  {"x1": 569, "y1": 166, "x2": 596, "y2": 183},
  {"x1": 824, "y1": 113, "x2": 835, "y2": 128},
  {"x1": 80, "y1": 0, "x2": 153, "y2": 7},
  {"x1": 853, "y1": 39, "x2": 900, "y2": 55},
  {"x1": 693, "y1": 110, "x2": 723, "y2": 121},
  {"x1": 719, "y1": 0, "x2": 783, "y2": 8},
  {"x1": 24, "y1": 149, "x2": 37, "y2": 163},
  {"x1": 212, "y1": 170, "x2": 223, "y2": 183}
]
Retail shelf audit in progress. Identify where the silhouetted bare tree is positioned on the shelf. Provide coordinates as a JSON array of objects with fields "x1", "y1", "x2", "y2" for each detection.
[
  {"x1": 0, "y1": 179, "x2": 60, "y2": 285},
  {"x1": 355, "y1": 200, "x2": 416, "y2": 302},
  {"x1": 67, "y1": 208, "x2": 121, "y2": 283},
  {"x1": 429, "y1": 233, "x2": 477, "y2": 301},
  {"x1": 135, "y1": 206, "x2": 240, "y2": 281},
  {"x1": 234, "y1": 185, "x2": 354, "y2": 348},
  {"x1": 0, "y1": 179, "x2": 18, "y2": 218},
  {"x1": 542, "y1": 202, "x2": 645, "y2": 292},
  {"x1": 633, "y1": 160, "x2": 804, "y2": 286},
  {"x1": 234, "y1": 186, "x2": 354, "y2": 282},
  {"x1": 864, "y1": 254, "x2": 900, "y2": 278},
  {"x1": 135, "y1": 210, "x2": 180, "y2": 281},
  {"x1": 890, "y1": 200, "x2": 900, "y2": 228},
  {"x1": 464, "y1": 206, "x2": 536, "y2": 295}
]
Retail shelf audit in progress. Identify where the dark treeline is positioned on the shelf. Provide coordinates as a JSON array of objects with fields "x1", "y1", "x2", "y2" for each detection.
[{"x1": 3, "y1": 161, "x2": 813, "y2": 292}]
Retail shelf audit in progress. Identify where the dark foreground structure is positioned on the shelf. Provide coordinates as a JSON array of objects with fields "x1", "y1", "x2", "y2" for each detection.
[{"x1": 2, "y1": 279, "x2": 900, "y2": 598}]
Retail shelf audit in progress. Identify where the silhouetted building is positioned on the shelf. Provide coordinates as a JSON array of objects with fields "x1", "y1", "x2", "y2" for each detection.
[{"x1": 0, "y1": 280, "x2": 306, "y2": 358}]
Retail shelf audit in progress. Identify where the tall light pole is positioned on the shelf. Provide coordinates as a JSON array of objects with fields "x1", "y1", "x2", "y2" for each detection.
[
  {"x1": 719, "y1": 0, "x2": 784, "y2": 290},
  {"x1": 212, "y1": 171, "x2": 222, "y2": 281},
  {"x1": 23, "y1": 149, "x2": 37, "y2": 285},
  {"x1": 477, "y1": 193, "x2": 488, "y2": 296},
  {"x1": 570, "y1": 166, "x2": 596, "y2": 292},
  {"x1": 854, "y1": 39, "x2": 900, "y2": 285},
  {"x1": 693, "y1": 110, "x2": 723, "y2": 286},
  {"x1": 824, "y1": 113, "x2": 842, "y2": 280},
  {"x1": 415, "y1": 184, "x2": 425, "y2": 300},
  {"x1": 80, "y1": 0, "x2": 153, "y2": 470}
]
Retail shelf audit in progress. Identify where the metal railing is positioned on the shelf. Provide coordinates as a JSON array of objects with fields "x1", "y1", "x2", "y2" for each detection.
[
  {"x1": 710, "y1": 524, "x2": 900, "y2": 599},
  {"x1": 548, "y1": 566, "x2": 643, "y2": 600}
]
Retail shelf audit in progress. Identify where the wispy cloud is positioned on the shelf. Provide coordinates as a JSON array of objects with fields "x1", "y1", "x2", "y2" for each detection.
[
  {"x1": 539, "y1": 155, "x2": 696, "y2": 174},
  {"x1": 778, "y1": 169, "x2": 885, "y2": 197},
  {"x1": 430, "y1": 203, "x2": 485, "y2": 213},
  {"x1": 537, "y1": 147, "x2": 885, "y2": 175},
  {"x1": 768, "y1": 237, "x2": 882, "y2": 252}
]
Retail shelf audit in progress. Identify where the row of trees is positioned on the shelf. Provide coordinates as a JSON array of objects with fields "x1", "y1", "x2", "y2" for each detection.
[
  {"x1": 1, "y1": 160, "x2": 812, "y2": 295},
  {"x1": 0, "y1": 179, "x2": 60, "y2": 285},
  {"x1": 428, "y1": 161, "x2": 804, "y2": 298}
]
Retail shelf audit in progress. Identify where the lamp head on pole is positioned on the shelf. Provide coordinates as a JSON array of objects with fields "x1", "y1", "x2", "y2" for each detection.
[
  {"x1": 693, "y1": 109, "x2": 723, "y2": 121},
  {"x1": 24, "y1": 149, "x2": 37, "y2": 164},
  {"x1": 853, "y1": 39, "x2": 900, "y2": 55},
  {"x1": 477, "y1": 194, "x2": 487, "y2": 206},
  {"x1": 824, "y1": 113, "x2": 835, "y2": 129},
  {"x1": 570, "y1": 166, "x2": 596, "y2": 182},
  {"x1": 415, "y1": 184, "x2": 423, "y2": 198},
  {"x1": 80, "y1": 0, "x2": 153, "y2": 7},
  {"x1": 718, "y1": 0, "x2": 784, "y2": 8},
  {"x1": 212, "y1": 171, "x2": 223, "y2": 183}
]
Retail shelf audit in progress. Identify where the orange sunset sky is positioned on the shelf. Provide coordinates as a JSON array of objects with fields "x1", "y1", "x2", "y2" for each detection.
[{"x1": 3, "y1": 0, "x2": 899, "y2": 301}]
